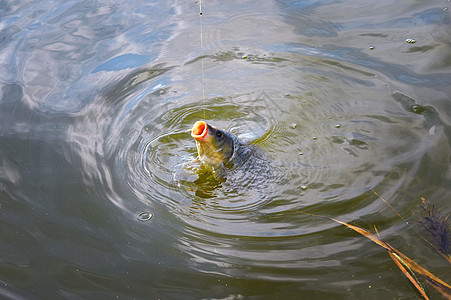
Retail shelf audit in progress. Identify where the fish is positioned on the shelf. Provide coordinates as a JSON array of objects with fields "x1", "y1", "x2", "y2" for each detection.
[{"x1": 189, "y1": 120, "x2": 272, "y2": 175}]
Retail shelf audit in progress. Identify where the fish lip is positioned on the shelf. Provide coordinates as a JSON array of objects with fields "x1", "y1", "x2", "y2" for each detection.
[{"x1": 191, "y1": 120, "x2": 208, "y2": 140}]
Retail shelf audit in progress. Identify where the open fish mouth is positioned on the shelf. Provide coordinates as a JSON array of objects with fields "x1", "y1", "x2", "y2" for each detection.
[
  {"x1": 191, "y1": 120, "x2": 208, "y2": 140},
  {"x1": 190, "y1": 120, "x2": 230, "y2": 165}
]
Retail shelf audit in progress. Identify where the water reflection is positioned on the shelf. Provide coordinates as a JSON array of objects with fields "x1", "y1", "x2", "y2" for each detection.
[{"x1": 0, "y1": 0, "x2": 450, "y2": 299}]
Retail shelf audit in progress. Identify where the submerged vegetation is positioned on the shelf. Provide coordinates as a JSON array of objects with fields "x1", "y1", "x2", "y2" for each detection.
[
  {"x1": 300, "y1": 192, "x2": 451, "y2": 299},
  {"x1": 419, "y1": 197, "x2": 451, "y2": 260}
]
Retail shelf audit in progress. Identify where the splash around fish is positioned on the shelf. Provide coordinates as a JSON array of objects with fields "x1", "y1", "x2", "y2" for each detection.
[{"x1": 175, "y1": 121, "x2": 280, "y2": 198}]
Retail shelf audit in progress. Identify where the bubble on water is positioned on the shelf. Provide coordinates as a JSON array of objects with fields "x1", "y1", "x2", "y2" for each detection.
[
  {"x1": 312, "y1": 136, "x2": 317, "y2": 140},
  {"x1": 444, "y1": 7, "x2": 448, "y2": 11},
  {"x1": 241, "y1": 55, "x2": 248, "y2": 59},
  {"x1": 335, "y1": 124, "x2": 341, "y2": 128},
  {"x1": 411, "y1": 104, "x2": 426, "y2": 114},
  {"x1": 299, "y1": 152, "x2": 303, "y2": 155},
  {"x1": 405, "y1": 38, "x2": 416, "y2": 44},
  {"x1": 369, "y1": 46, "x2": 375, "y2": 50},
  {"x1": 137, "y1": 211, "x2": 153, "y2": 221},
  {"x1": 291, "y1": 123, "x2": 297, "y2": 129}
]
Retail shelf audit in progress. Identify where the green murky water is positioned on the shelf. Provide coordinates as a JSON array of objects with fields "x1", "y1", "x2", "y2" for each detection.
[{"x1": 0, "y1": 0, "x2": 450, "y2": 299}]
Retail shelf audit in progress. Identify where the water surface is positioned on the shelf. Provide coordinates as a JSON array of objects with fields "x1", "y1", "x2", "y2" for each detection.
[{"x1": 1, "y1": 0, "x2": 451, "y2": 299}]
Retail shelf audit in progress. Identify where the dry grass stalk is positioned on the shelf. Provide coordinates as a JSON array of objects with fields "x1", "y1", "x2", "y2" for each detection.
[
  {"x1": 298, "y1": 211, "x2": 451, "y2": 299},
  {"x1": 388, "y1": 251, "x2": 430, "y2": 300}
]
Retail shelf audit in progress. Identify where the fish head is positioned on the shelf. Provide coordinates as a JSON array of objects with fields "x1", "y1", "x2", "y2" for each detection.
[{"x1": 190, "y1": 121, "x2": 235, "y2": 165}]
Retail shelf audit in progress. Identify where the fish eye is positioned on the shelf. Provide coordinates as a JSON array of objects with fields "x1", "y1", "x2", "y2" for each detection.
[{"x1": 216, "y1": 130, "x2": 223, "y2": 138}]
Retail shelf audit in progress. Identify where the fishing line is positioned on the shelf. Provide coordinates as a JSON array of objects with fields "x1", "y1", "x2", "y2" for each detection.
[
  {"x1": 199, "y1": 0, "x2": 206, "y2": 120},
  {"x1": 197, "y1": 0, "x2": 211, "y2": 232}
]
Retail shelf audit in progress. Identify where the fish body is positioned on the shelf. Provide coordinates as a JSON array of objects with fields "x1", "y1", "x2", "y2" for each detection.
[{"x1": 190, "y1": 121, "x2": 271, "y2": 175}]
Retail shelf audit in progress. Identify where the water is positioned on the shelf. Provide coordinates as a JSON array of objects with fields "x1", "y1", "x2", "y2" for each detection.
[{"x1": 1, "y1": 0, "x2": 450, "y2": 299}]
